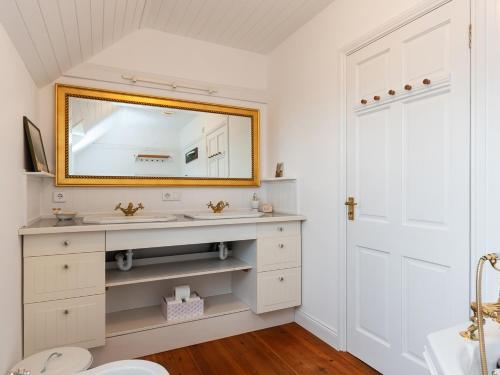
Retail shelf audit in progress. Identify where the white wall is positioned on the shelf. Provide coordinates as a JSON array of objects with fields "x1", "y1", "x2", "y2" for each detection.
[
  {"x1": 268, "y1": 0, "x2": 424, "y2": 347},
  {"x1": 36, "y1": 29, "x2": 270, "y2": 216},
  {"x1": 0, "y1": 23, "x2": 38, "y2": 373}
]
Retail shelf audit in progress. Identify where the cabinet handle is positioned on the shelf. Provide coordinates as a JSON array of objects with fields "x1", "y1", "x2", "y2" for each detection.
[
  {"x1": 373, "y1": 95, "x2": 380, "y2": 101},
  {"x1": 388, "y1": 89, "x2": 396, "y2": 96},
  {"x1": 278, "y1": 243, "x2": 285, "y2": 249},
  {"x1": 63, "y1": 309, "x2": 69, "y2": 315},
  {"x1": 63, "y1": 264, "x2": 69, "y2": 270},
  {"x1": 63, "y1": 240, "x2": 70, "y2": 246},
  {"x1": 404, "y1": 84, "x2": 412, "y2": 91},
  {"x1": 423, "y1": 78, "x2": 431, "y2": 85},
  {"x1": 278, "y1": 276, "x2": 284, "y2": 282},
  {"x1": 277, "y1": 227, "x2": 284, "y2": 232},
  {"x1": 360, "y1": 99, "x2": 368, "y2": 105}
]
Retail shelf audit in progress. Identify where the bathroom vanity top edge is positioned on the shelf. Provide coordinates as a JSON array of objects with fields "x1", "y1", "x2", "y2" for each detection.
[{"x1": 19, "y1": 213, "x2": 306, "y2": 235}]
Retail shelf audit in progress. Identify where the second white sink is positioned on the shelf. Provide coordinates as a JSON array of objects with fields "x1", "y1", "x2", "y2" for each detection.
[
  {"x1": 185, "y1": 211, "x2": 265, "y2": 220},
  {"x1": 83, "y1": 214, "x2": 178, "y2": 224}
]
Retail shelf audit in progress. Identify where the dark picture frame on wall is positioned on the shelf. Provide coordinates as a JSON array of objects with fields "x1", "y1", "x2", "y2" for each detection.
[{"x1": 23, "y1": 116, "x2": 50, "y2": 173}]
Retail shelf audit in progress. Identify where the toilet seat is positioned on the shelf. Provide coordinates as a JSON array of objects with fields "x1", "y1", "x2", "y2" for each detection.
[{"x1": 10, "y1": 347, "x2": 92, "y2": 375}]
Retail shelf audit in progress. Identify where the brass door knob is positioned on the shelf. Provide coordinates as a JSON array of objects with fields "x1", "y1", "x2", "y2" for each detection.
[
  {"x1": 388, "y1": 90, "x2": 396, "y2": 96},
  {"x1": 423, "y1": 78, "x2": 431, "y2": 85},
  {"x1": 345, "y1": 197, "x2": 357, "y2": 221},
  {"x1": 373, "y1": 96, "x2": 381, "y2": 101},
  {"x1": 360, "y1": 99, "x2": 368, "y2": 105},
  {"x1": 404, "y1": 84, "x2": 412, "y2": 91}
]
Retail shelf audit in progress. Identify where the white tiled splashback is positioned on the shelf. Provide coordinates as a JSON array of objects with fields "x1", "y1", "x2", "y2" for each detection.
[{"x1": 37, "y1": 179, "x2": 298, "y2": 217}]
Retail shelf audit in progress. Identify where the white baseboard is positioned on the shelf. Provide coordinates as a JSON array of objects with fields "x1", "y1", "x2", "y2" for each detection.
[{"x1": 294, "y1": 309, "x2": 340, "y2": 350}]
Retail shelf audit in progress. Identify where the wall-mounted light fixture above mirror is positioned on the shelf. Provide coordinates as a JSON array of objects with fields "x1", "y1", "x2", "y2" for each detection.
[{"x1": 55, "y1": 84, "x2": 260, "y2": 187}]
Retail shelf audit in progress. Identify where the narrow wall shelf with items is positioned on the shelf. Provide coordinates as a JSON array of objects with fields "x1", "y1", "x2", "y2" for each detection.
[{"x1": 23, "y1": 170, "x2": 55, "y2": 178}]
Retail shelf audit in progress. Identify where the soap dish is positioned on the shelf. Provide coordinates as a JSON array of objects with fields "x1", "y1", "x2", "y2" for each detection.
[{"x1": 52, "y1": 208, "x2": 78, "y2": 221}]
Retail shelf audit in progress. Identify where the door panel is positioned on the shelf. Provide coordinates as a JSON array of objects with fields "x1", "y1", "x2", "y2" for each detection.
[{"x1": 346, "y1": 2, "x2": 470, "y2": 374}]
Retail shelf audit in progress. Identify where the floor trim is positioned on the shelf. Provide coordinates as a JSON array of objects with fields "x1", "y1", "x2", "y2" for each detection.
[{"x1": 294, "y1": 309, "x2": 340, "y2": 350}]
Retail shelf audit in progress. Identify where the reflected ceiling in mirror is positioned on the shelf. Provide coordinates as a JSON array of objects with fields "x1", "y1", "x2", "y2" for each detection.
[{"x1": 56, "y1": 85, "x2": 260, "y2": 186}]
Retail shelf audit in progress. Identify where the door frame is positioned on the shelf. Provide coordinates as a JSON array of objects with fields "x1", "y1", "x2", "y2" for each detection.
[{"x1": 337, "y1": 0, "x2": 476, "y2": 351}]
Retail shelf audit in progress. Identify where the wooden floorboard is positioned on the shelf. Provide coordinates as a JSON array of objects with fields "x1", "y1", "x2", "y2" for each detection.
[{"x1": 141, "y1": 323, "x2": 380, "y2": 375}]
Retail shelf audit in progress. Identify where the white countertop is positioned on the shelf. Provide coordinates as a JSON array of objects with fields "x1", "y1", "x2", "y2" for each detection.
[{"x1": 19, "y1": 212, "x2": 306, "y2": 235}]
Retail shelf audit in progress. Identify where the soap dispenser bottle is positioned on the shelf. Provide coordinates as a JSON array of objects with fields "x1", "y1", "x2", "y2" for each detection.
[{"x1": 251, "y1": 193, "x2": 260, "y2": 211}]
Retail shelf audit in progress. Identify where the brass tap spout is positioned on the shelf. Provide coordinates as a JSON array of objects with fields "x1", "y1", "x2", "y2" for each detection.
[
  {"x1": 115, "y1": 202, "x2": 144, "y2": 216},
  {"x1": 207, "y1": 201, "x2": 229, "y2": 213}
]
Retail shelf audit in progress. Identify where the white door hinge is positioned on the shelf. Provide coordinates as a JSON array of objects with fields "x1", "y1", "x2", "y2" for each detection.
[{"x1": 469, "y1": 24, "x2": 472, "y2": 49}]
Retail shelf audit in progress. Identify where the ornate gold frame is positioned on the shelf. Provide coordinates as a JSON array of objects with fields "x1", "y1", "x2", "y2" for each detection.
[{"x1": 55, "y1": 84, "x2": 260, "y2": 187}]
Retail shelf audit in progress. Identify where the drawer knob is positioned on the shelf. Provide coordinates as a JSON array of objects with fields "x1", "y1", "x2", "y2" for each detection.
[
  {"x1": 63, "y1": 264, "x2": 69, "y2": 270},
  {"x1": 63, "y1": 240, "x2": 70, "y2": 246},
  {"x1": 277, "y1": 227, "x2": 284, "y2": 232},
  {"x1": 278, "y1": 276, "x2": 284, "y2": 282},
  {"x1": 278, "y1": 243, "x2": 285, "y2": 249},
  {"x1": 63, "y1": 309, "x2": 69, "y2": 315}
]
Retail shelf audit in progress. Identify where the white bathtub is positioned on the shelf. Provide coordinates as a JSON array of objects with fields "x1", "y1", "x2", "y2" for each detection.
[
  {"x1": 82, "y1": 360, "x2": 169, "y2": 375},
  {"x1": 425, "y1": 322, "x2": 500, "y2": 375}
]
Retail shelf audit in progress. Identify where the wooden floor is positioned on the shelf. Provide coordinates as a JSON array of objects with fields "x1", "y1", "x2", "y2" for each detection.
[{"x1": 141, "y1": 323, "x2": 380, "y2": 375}]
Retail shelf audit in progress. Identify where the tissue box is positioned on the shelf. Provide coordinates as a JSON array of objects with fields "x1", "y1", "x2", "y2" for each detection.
[{"x1": 161, "y1": 293, "x2": 204, "y2": 321}]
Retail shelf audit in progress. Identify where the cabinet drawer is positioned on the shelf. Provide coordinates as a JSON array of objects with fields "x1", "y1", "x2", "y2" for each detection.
[
  {"x1": 24, "y1": 294, "x2": 105, "y2": 356},
  {"x1": 258, "y1": 236, "x2": 301, "y2": 272},
  {"x1": 257, "y1": 222, "x2": 300, "y2": 238},
  {"x1": 257, "y1": 268, "x2": 301, "y2": 314},
  {"x1": 24, "y1": 232, "x2": 105, "y2": 257},
  {"x1": 24, "y1": 252, "x2": 105, "y2": 303}
]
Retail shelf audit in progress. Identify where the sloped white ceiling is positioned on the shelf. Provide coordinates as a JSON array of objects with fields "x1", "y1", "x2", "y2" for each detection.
[{"x1": 0, "y1": 0, "x2": 334, "y2": 87}]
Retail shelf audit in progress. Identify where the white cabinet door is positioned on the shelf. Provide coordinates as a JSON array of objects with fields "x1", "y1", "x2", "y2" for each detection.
[
  {"x1": 257, "y1": 268, "x2": 301, "y2": 313},
  {"x1": 24, "y1": 294, "x2": 105, "y2": 356},
  {"x1": 24, "y1": 252, "x2": 105, "y2": 303},
  {"x1": 346, "y1": 2, "x2": 470, "y2": 374},
  {"x1": 207, "y1": 125, "x2": 228, "y2": 177}
]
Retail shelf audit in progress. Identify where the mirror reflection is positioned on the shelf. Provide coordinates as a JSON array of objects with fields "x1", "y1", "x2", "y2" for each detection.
[{"x1": 68, "y1": 97, "x2": 253, "y2": 179}]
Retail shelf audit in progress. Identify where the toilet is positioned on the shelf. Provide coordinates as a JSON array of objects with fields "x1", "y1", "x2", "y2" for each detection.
[{"x1": 9, "y1": 347, "x2": 169, "y2": 375}]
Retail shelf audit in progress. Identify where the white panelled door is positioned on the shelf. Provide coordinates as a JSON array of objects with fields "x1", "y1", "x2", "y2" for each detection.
[{"x1": 346, "y1": 2, "x2": 470, "y2": 374}]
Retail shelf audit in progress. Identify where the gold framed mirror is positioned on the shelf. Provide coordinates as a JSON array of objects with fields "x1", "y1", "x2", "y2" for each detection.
[{"x1": 55, "y1": 84, "x2": 260, "y2": 187}]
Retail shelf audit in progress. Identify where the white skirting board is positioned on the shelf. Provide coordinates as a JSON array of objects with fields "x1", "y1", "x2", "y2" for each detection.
[
  {"x1": 90, "y1": 308, "x2": 294, "y2": 365},
  {"x1": 294, "y1": 309, "x2": 340, "y2": 350}
]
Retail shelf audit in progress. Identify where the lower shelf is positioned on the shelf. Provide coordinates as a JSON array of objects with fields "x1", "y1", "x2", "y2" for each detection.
[{"x1": 106, "y1": 293, "x2": 249, "y2": 338}]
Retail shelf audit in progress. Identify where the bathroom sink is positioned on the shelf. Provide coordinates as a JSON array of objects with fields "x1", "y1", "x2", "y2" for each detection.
[
  {"x1": 82, "y1": 214, "x2": 178, "y2": 224},
  {"x1": 185, "y1": 211, "x2": 265, "y2": 220}
]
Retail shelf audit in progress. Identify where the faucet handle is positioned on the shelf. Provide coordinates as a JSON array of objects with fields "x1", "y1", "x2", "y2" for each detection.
[
  {"x1": 138, "y1": 203, "x2": 144, "y2": 210},
  {"x1": 114, "y1": 203, "x2": 122, "y2": 211}
]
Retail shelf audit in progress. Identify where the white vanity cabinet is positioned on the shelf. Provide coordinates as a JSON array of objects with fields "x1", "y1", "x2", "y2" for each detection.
[
  {"x1": 22, "y1": 232, "x2": 106, "y2": 356},
  {"x1": 20, "y1": 214, "x2": 304, "y2": 362}
]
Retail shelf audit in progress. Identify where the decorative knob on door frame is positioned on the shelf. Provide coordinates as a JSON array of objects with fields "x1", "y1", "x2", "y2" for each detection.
[
  {"x1": 423, "y1": 78, "x2": 431, "y2": 85},
  {"x1": 404, "y1": 84, "x2": 412, "y2": 91},
  {"x1": 388, "y1": 89, "x2": 396, "y2": 96}
]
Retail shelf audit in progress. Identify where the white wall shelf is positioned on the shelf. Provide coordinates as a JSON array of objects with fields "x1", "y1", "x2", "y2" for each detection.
[
  {"x1": 105, "y1": 257, "x2": 252, "y2": 287},
  {"x1": 106, "y1": 293, "x2": 249, "y2": 337},
  {"x1": 23, "y1": 170, "x2": 55, "y2": 178},
  {"x1": 261, "y1": 177, "x2": 297, "y2": 182}
]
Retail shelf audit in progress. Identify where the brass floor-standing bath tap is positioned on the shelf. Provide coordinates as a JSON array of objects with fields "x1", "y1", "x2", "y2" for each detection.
[{"x1": 460, "y1": 253, "x2": 500, "y2": 375}]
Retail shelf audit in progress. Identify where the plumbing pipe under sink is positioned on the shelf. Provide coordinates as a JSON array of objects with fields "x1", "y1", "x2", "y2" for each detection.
[{"x1": 115, "y1": 250, "x2": 133, "y2": 271}]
